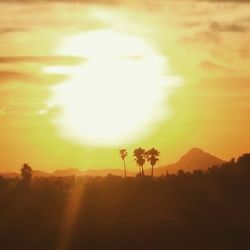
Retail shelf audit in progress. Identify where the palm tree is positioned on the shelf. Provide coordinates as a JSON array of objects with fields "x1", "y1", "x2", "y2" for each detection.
[
  {"x1": 146, "y1": 148, "x2": 160, "y2": 177},
  {"x1": 133, "y1": 147, "x2": 146, "y2": 176},
  {"x1": 119, "y1": 149, "x2": 128, "y2": 178},
  {"x1": 20, "y1": 163, "x2": 33, "y2": 185}
]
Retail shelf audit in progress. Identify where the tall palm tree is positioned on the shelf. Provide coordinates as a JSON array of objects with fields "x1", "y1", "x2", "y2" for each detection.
[
  {"x1": 133, "y1": 147, "x2": 146, "y2": 176},
  {"x1": 119, "y1": 149, "x2": 128, "y2": 178},
  {"x1": 146, "y1": 148, "x2": 160, "y2": 177}
]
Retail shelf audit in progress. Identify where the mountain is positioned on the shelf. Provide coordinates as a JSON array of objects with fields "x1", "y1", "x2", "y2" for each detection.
[{"x1": 153, "y1": 147, "x2": 224, "y2": 176}]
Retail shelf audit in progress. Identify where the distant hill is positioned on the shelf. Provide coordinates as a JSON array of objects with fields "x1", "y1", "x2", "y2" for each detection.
[
  {"x1": 52, "y1": 168, "x2": 82, "y2": 177},
  {"x1": 51, "y1": 168, "x2": 135, "y2": 177},
  {"x1": 81, "y1": 169, "x2": 135, "y2": 177},
  {"x1": 0, "y1": 170, "x2": 51, "y2": 178},
  {"x1": 33, "y1": 170, "x2": 51, "y2": 177},
  {"x1": 0, "y1": 168, "x2": 134, "y2": 178},
  {"x1": 0, "y1": 148, "x2": 224, "y2": 178},
  {"x1": 0, "y1": 172, "x2": 19, "y2": 178},
  {"x1": 153, "y1": 147, "x2": 224, "y2": 176}
]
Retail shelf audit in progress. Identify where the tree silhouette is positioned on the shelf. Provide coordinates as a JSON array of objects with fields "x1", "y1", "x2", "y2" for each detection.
[
  {"x1": 146, "y1": 148, "x2": 160, "y2": 177},
  {"x1": 119, "y1": 149, "x2": 128, "y2": 178},
  {"x1": 237, "y1": 153, "x2": 250, "y2": 170},
  {"x1": 133, "y1": 148, "x2": 146, "y2": 176},
  {"x1": 20, "y1": 163, "x2": 33, "y2": 185}
]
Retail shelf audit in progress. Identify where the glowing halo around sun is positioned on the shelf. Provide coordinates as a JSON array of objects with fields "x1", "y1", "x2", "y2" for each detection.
[{"x1": 45, "y1": 29, "x2": 182, "y2": 146}]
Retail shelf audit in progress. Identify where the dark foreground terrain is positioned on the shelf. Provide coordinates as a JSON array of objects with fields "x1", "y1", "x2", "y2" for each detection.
[{"x1": 1, "y1": 154, "x2": 250, "y2": 250}]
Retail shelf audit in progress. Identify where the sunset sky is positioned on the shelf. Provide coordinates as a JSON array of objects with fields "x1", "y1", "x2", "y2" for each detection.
[{"x1": 0, "y1": 0, "x2": 250, "y2": 172}]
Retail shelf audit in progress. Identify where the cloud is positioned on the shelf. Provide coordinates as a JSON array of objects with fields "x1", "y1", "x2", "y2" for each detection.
[
  {"x1": 0, "y1": 70, "x2": 68, "y2": 86},
  {"x1": 182, "y1": 31, "x2": 221, "y2": 44},
  {"x1": 0, "y1": 0, "x2": 250, "y2": 3},
  {"x1": 0, "y1": 56, "x2": 84, "y2": 86},
  {"x1": 237, "y1": 47, "x2": 250, "y2": 58},
  {"x1": 0, "y1": 0, "x2": 121, "y2": 3},
  {"x1": 0, "y1": 71, "x2": 33, "y2": 83},
  {"x1": 0, "y1": 56, "x2": 84, "y2": 65},
  {"x1": 210, "y1": 21, "x2": 247, "y2": 32},
  {"x1": 200, "y1": 60, "x2": 236, "y2": 73},
  {"x1": 0, "y1": 27, "x2": 28, "y2": 35}
]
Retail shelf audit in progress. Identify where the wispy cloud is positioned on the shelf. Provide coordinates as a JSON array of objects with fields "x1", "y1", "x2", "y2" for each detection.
[
  {"x1": 0, "y1": 56, "x2": 84, "y2": 85},
  {"x1": 0, "y1": 27, "x2": 28, "y2": 35},
  {"x1": 210, "y1": 21, "x2": 248, "y2": 32},
  {"x1": 200, "y1": 60, "x2": 236, "y2": 74},
  {"x1": 0, "y1": 56, "x2": 84, "y2": 65},
  {"x1": 0, "y1": 70, "x2": 68, "y2": 86},
  {"x1": 0, "y1": 71, "x2": 33, "y2": 83},
  {"x1": 0, "y1": 0, "x2": 121, "y2": 3}
]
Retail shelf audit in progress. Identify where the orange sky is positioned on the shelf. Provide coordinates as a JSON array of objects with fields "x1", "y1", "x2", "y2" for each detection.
[{"x1": 0, "y1": 0, "x2": 250, "y2": 172}]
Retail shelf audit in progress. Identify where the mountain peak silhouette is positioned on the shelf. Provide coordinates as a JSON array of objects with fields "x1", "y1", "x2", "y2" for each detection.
[
  {"x1": 187, "y1": 147, "x2": 205, "y2": 154},
  {"x1": 177, "y1": 147, "x2": 223, "y2": 169},
  {"x1": 153, "y1": 147, "x2": 224, "y2": 175}
]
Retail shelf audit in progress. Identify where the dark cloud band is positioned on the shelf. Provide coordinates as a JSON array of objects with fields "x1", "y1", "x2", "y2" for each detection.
[{"x1": 0, "y1": 56, "x2": 84, "y2": 65}]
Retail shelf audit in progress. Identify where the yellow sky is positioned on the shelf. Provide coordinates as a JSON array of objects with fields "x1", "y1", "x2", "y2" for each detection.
[{"x1": 0, "y1": 0, "x2": 250, "y2": 172}]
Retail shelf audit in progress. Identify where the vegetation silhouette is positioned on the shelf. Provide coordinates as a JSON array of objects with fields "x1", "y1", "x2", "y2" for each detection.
[
  {"x1": 133, "y1": 147, "x2": 147, "y2": 176},
  {"x1": 146, "y1": 148, "x2": 160, "y2": 177},
  {"x1": 0, "y1": 153, "x2": 250, "y2": 249},
  {"x1": 119, "y1": 149, "x2": 128, "y2": 178},
  {"x1": 20, "y1": 163, "x2": 33, "y2": 186}
]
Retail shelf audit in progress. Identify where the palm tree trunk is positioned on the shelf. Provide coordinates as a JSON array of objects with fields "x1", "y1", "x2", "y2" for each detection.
[
  {"x1": 151, "y1": 165, "x2": 154, "y2": 177},
  {"x1": 141, "y1": 165, "x2": 145, "y2": 176},
  {"x1": 123, "y1": 159, "x2": 127, "y2": 178},
  {"x1": 138, "y1": 165, "x2": 142, "y2": 175}
]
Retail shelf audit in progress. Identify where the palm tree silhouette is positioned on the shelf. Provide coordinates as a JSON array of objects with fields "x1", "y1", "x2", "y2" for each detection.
[
  {"x1": 146, "y1": 148, "x2": 160, "y2": 177},
  {"x1": 20, "y1": 163, "x2": 33, "y2": 185},
  {"x1": 133, "y1": 148, "x2": 146, "y2": 176},
  {"x1": 119, "y1": 149, "x2": 128, "y2": 178}
]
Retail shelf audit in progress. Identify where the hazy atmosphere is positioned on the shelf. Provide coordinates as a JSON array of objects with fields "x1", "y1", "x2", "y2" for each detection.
[
  {"x1": 1, "y1": 0, "x2": 250, "y2": 172},
  {"x1": 1, "y1": 2, "x2": 250, "y2": 250}
]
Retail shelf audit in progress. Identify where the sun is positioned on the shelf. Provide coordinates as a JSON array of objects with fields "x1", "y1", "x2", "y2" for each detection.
[{"x1": 45, "y1": 29, "x2": 180, "y2": 146}]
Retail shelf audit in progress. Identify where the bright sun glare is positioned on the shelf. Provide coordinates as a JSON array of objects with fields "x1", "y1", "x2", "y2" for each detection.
[{"x1": 45, "y1": 29, "x2": 180, "y2": 146}]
